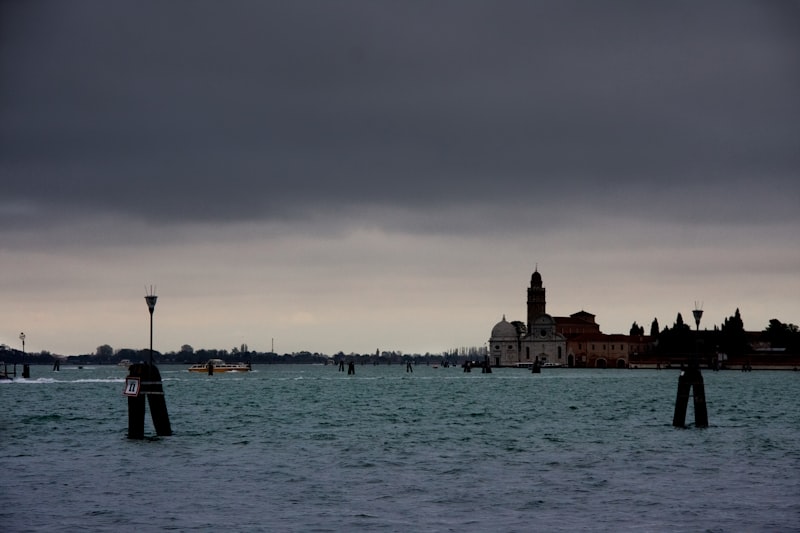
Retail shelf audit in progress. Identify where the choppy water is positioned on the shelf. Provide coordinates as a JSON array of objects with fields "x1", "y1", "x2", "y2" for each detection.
[{"x1": 1, "y1": 364, "x2": 798, "y2": 532}]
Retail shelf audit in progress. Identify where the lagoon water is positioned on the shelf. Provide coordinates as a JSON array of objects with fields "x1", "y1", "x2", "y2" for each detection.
[{"x1": 1, "y1": 364, "x2": 798, "y2": 532}]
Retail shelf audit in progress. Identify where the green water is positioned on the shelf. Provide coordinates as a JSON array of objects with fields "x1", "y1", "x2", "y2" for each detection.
[{"x1": 1, "y1": 364, "x2": 798, "y2": 532}]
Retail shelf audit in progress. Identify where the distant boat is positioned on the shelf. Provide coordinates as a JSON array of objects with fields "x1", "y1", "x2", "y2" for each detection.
[
  {"x1": 118, "y1": 359, "x2": 132, "y2": 367},
  {"x1": 188, "y1": 359, "x2": 251, "y2": 373}
]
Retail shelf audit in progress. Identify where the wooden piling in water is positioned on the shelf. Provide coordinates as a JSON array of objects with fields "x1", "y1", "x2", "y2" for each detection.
[
  {"x1": 126, "y1": 363, "x2": 147, "y2": 439},
  {"x1": 691, "y1": 373, "x2": 708, "y2": 428},
  {"x1": 125, "y1": 363, "x2": 172, "y2": 439},
  {"x1": 145, "y1": 365, "x2": 172, "y2": 436},
  {"x1": 672, "y1": 366, "x2": 708, "y2": 428}
]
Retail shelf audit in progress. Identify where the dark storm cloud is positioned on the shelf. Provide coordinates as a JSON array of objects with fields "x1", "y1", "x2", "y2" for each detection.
[{"x1": 2, "y1": 1, "x2": 798, "y2": 231}]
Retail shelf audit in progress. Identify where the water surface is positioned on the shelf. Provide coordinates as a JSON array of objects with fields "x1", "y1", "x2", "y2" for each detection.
[{"x1": 2, "y1": 365, "x2": 798, "y2": 532}]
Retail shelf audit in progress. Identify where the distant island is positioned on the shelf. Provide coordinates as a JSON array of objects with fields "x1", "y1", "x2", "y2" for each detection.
[
  {"x1": 2, "y1": 314, "x2": 799, "y2": 371},
  {"x1": 487, "y1": 269, "x2": 799, "y2": 370}
]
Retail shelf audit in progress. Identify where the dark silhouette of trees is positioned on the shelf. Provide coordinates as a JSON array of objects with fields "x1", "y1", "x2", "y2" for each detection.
[
  {"x1": 719, "y1": 308, "x2": 747, "y2": 358},
  {"x1": 764, "y1": 319, "x2": 800, "y2": 353},
  {"x1": 95, "y1": 344, "x2": 114, "y2": 358},
  {"x1": 656, "y1": 313, "x2": 693, "y2": 356},
  {"x1": 116, "y1": 348, "x2": 139, "y2": 361},
  {"x1": 650, "y1": 318, "x2": 659, "y2": 337},
  {"x1": 630, "y1": 322, "x2": 645, "y2": 336}
]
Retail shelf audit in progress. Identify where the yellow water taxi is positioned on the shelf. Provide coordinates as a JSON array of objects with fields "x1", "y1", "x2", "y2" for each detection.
[{"x1": 188, "y1": 358, "x2": 251, "y2": 373}]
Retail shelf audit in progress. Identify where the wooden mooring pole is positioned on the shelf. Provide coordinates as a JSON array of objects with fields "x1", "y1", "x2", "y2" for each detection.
[
  {"x1": 125, "y1": 363, "x2": 172, "y2": 439},
  {"x1": 672, "y1": 365, "x2": 708, "y2": 428},
  {"x1": 673, "y1": 305, "x2": 709, "y2": 428},
  {"x1": 124, "y1": 288, "x2": 172, "y2": 439}
]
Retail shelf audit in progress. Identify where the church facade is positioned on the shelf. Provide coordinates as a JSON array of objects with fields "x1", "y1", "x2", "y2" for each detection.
[{"x1": 489, "y1": 269, "x2": 567, "y2": 367}]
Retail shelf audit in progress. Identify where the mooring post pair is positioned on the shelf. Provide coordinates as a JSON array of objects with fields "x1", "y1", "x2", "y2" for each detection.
[
  {"x1": 123, "y1": 288, "x2": 172, "y2": 439},
  {"x1": 125, "y1": 362, "x2": 172, "y2": 438},
  {"x1": 672, "y1": 305, "x2": 709, "y2": 428},
  {"x1": 672, "y1": 362, "x2": 708, "y2": 428}
]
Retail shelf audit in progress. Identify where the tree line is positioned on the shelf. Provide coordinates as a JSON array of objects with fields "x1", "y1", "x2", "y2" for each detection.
[{"x1": 629, "y1": 310, "x2": 800, "y2": 358}]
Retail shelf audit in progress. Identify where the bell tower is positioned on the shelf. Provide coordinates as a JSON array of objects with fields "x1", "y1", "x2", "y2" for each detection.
[{"x1": 527, "y1": 267, "x2": 546, "y2": 332}]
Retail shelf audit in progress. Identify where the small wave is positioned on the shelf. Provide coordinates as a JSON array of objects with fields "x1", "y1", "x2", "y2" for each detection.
[
  {"x1": 23, "y1": 413, "x2": 62, "y2": 422},
  {"x1": 7, "y1": 377, "x2": 125, "y2": 384},
  {"x1": 74, "y1": 378, "x2": 125, "y2": 383},
  {"x1": 15, "y1": 377, "x2": 57, "y2": 384}
]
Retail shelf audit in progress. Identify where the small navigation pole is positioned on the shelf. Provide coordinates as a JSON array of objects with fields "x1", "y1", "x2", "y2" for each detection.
[
  {"x1": 125, "y1": 286, "x2": 172, "y2": 439},
  {"x1": 20, "y1": 332, "x2": 29, "y2": 378},
  {"x1": 672, "y1": 302, "x2": 709, "y2": 428}
]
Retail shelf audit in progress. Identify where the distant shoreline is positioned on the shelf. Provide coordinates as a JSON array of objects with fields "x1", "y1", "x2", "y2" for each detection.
[{"x1": 16, "y1": 362, "x2": 799, "y2": 371}]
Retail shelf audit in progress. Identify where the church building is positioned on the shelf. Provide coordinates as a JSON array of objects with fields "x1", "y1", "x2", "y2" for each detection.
[
  {"x1": 489, "y1": 269, "x2": 567, "y2": 367},
  {"x1": 489, "y1": 268, "x2": 653, "y2": 368}
]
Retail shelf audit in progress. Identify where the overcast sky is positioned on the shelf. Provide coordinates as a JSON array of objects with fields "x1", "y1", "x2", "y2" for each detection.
[{"x1": 2, "y1": 1, "x2": 798, "y2": 357}]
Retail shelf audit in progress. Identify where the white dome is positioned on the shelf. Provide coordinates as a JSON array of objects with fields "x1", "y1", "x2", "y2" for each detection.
[{"x1": 491, "y1": 317, "x2": 518, "y2": 338}]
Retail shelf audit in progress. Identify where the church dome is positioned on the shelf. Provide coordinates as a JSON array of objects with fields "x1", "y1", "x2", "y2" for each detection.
[
  {"x1": 491, "y1": 316, "x2": 518, "y2": 338},
  {"x1": 531, "y1": 269, "x2": 542, "y2": 287}
]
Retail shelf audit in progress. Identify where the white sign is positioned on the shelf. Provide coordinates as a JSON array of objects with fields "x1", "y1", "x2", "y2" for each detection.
[{"x1": 123, "y1": 377, "x2": 141, "y2": 397}]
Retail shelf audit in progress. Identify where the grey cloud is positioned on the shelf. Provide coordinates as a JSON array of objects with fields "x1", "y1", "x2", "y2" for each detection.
[{"x1": 1, "y1": 1, "x2": 798, "y2": 233}]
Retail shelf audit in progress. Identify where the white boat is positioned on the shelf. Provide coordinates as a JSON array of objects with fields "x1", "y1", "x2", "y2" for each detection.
[{"x1": 188, "y1": 358, "x2": 251, "y2": 373}]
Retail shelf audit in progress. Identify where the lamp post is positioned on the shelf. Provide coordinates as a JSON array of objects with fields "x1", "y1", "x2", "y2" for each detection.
[
  {"x1": 145, "y1": 288, "x2": 157, "y2": 365},
  {"x1": 692, "y1": 306, "x2": 703, "y2": 330},
  {"x1": 127, "y1": 287, "x2": 171, "y2": 438},
  {"x1": 18, "y1": 332, "x2": 25, "y2": 377},
  {"x1": 673, "y1": 302, "x2": 708, "y2": 428}
]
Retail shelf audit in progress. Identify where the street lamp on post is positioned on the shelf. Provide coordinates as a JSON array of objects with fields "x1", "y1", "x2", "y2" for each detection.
[
  {"x1": 673, "y1": 301, "x2": 709, "y2": 428},
  {"x1": 692, "y1": 304, "x2": 703, "y2": 331},
  {"x1": 145, "y1": 287, "x2": 157, "y2": 365},
  {"x1": 692, "y1": 303, "x2": 703, "y2": 367},
  {"x1": 18, "y1": 332, "x2": 26, "y2": 377},
  {"x1": 127, "y1": 286, "x2": 171, "y2": 439}
]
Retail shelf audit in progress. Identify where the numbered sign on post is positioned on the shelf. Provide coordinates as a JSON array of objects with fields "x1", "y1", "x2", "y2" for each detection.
[{"x1": 123, "y1": 376, "x2": 141, "y2": 397}]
